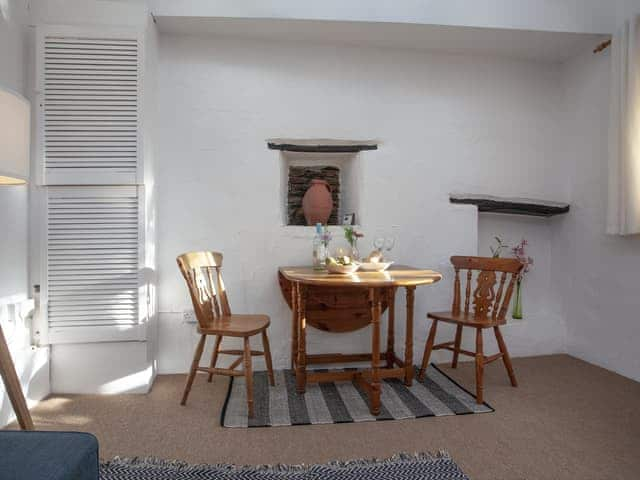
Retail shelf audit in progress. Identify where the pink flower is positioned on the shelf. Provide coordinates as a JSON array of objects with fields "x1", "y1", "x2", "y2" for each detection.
[{"x1": 511, "y1": 239, "x2": 533, "y2": 279}]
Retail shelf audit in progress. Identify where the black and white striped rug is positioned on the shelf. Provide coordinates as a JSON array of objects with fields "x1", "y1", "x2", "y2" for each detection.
[
  {"x1": 101, "y1": 452, "x2": 469, "y2": 479},
  {"x1": 222, "y1": 364, "x2": 492, "y2": 428}
]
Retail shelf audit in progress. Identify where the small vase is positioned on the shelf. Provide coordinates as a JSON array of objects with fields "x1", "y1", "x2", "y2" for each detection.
[
  {"x1": 313, "y1": 243, "x2": 328, "y2": 270},
  {"x1": 350, "y1": 238, "x2": 360, "y2": 261},
  {"x1": 512, "y1": 280, "x2": 523, "y2": 319}
]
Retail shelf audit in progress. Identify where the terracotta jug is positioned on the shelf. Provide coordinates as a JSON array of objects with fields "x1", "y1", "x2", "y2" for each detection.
[{"x1": 302, "y1": 179, "x2": 333, "y2": 225}]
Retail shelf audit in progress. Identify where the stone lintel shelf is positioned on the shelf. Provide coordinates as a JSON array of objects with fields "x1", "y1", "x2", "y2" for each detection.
[
  {"x1": 267, "y1": 138, "x2": 378, "y2": 153},
  {"x1": 449, "y1": 193, "x2": 570, "y2": 217}
]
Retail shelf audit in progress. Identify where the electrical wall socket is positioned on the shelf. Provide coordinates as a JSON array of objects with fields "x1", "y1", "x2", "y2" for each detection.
[{"x1": 182, "y1": 310, "x2": 197, "y2": 323}]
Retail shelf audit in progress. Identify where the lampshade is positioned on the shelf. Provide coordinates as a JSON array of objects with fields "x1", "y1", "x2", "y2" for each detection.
[{"x1": 0, "y1": 86, "x2": 30, "y2": 185}]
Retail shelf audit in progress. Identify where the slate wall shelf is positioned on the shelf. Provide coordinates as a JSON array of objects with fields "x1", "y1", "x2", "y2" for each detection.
[
  {"x1": 267, "y1": 138, "x2": 378, "y2": 153},
  {"x1": 449, "y1": 193, "x2": 570, "y2": 217}
]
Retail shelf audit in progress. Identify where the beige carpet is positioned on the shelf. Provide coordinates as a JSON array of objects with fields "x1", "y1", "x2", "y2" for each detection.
[{"x1": 6, "y1": 354, "x2": 640, "y2": 480}]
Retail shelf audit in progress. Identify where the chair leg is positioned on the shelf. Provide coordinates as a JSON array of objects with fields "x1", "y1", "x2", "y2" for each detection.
[
  {"x1": 494, "y1": 326, "x2": 518, "y2": 387},
  {"x1": 207, "y1": 335, "x2": 223, "y2": 383},
  {"x1": 452, "y1": 325, "x2": 463, "y2": 368},
  {"x1": 181, "y1": 334, "x2": 206, "y2": 406},
  {"x1": 262, "y1": 330, "x2": 275, "y2": 386},
  {"x1": 243, "y1": 337, "x2": 254, "y2": 418},
  {"x1": 475, "y1": 328, "x2": 484, "y2": 404},
  {"x1": 418, "y1": 320, "x2": 438, "y2": 381}
]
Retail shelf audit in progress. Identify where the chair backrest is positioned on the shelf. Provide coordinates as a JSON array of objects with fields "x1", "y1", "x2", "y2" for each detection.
[
  {"x1": 450, "y1": 256, "x2": 524, "y2": 322},
  {"x1": 176, "y1": 251, "x2": 231, "y2": 328}
]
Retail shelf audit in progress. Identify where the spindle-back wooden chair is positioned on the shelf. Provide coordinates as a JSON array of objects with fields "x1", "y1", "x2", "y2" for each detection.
[
  {"x1": 177, "y1": 251, "x2": 274, "y2": 418},
  {"x1": 418, "y1": 256, "x2": 523, "y2": 404}
]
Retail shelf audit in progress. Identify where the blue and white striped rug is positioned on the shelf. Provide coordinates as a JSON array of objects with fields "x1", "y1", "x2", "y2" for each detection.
[
  {"x1": 222, "y1": 364, "x2": 492, "y2": 428},
  {"x1": 100, "y1": 452, "x2": 470, "y2": 479}
]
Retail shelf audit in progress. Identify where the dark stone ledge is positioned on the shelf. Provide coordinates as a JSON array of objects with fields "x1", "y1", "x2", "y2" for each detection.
[
  {"x1": 269, "y1": 143, "x2": 377, "y2": 153},
  {"x1": 449, "y1": 193, "x2": 570, "y2": 217}
]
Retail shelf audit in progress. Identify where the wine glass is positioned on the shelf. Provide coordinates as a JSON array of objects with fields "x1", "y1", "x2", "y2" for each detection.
[
  {"x1": 384, "y1": 236, "x2": 396, "y2": 261},
  {"x1": 373, "y1": 236, "x2": 385, "y2": 251}
]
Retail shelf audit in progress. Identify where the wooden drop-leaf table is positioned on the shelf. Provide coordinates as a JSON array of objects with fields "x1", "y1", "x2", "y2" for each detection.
[{"x1": 278, "y1": 265, "x2": 442, "y2": 415}]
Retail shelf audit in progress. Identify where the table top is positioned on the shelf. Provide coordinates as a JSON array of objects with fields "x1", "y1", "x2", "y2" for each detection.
[{"x1": 278, "y1": 265, "x2": 443, "y2": 287}]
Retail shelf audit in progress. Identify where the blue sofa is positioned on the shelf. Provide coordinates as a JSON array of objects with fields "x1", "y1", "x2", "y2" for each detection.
[{"x1": 0, "y1": 431, "x2": 99, "y2": 480}]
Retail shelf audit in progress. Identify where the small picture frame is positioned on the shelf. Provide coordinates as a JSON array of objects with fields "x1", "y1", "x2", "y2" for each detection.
[{"x1": 342, "y1": 213, "x2": 355, "y2": 225}]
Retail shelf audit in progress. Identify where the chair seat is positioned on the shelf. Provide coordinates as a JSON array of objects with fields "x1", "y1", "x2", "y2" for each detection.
[
  {"x1": 428, "y1": 311, "x2": 506, "y2": 327},
  {"x1": 197, "y1": 314, "x2": 270, "y2": 337}
]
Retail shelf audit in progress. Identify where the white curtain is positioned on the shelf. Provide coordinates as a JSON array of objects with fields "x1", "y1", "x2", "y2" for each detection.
[{"x1": 607, "y1": 15, "x2": 640, "y2": 235}]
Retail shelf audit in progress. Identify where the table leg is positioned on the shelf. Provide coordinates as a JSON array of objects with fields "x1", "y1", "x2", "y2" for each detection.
[
  {"x1": 404, "y1": 286, "x2": 416, "y2": 386},
  {"x1": 295, "y1": 283, "x2": 307, "y2": 393},
  {"x1": 386, "y1": 287, "x2": 396, "y2": 368},
  {"x1": 369, "y1": 287, "x2": 382, "y2": 415},
  {"x1": 290, "y1": 281, "x2": 298, "y2": 370}
]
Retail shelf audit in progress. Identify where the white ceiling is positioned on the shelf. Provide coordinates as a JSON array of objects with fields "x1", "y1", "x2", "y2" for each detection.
[
  {"x1": 155, "y1": 17, "x2": 608, "y2": 63},
  {"x1": 150, "y1": 0, "x2": 619, "y2": 35}
]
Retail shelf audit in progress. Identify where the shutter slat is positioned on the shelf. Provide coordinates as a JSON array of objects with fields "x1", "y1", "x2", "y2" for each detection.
[
  {"x1": 46, "y1": 115, "x2": 137, "y2": 121},
  {"x1": 46, "y1": 106, "x2": 137, "y2": 112},
  {"x1": 49, "y1": 316, "x2": 137, "y2": 321},
  {"x1": 49, "y1": 260, "x2": 137, "y2": 266},
  {"x1": 48, "y1": 206, "x2": 136, "y2": 212},
  {"x1": 45, "y1": 142, "x2": 137, "y2": 147},
  {"x1": 49, "y1": 247, "x2": 138, "y2": 254},
  {"x1": 49, "y1": 196, "x2": 136, "y2": 201},
  {"x1": 50, "y1": 297, "x2": 136, "y2": 304},
  {"x1": 49, "y1": 287, "x2": 137, "y2": 294},
  {"x1": 48, "y1": 265, "x2": 138, "y2": 272},
  {"x1": 46, "y1": 79, "x2": 137, "y2": 84},
  {"x1": 49, "y1": 314, "x2": 137, "y2": 320},
  {"x1": 52, "y1": 212, "x2": 137, "y2": 219},
  {"x1": 45, "y1": 52, "x2": 137, "y2": 59},
  {"x1": 49, "y1": 226, "x2": 137, "y2": 231},
  {"x1": 46, "y1": 102, "x2": 137, "y2": 107},
  {"x1": 49, "y1": 320, "x2": 136, "y2": 327},
  {"x1": 49, "y1": 308, "x2": 136, "y2": 314},
  {"x1": 47, "y1": 145, "x2": 137, "y2": 150},
  {"x1": 45, "y1": 66, "x2": 137, "y2": 73},
  {"x1": 49, "y1": 277, "x2": 138, "y2": 283},
  {"x1": 47, "y1": 161, "x2": 137, "y2": 166},
  {"x1": 45, "y1": 70, "x2": 137, "y2": 77},
  {"x1": 46, "y1": 94, "x2": 137, "y2": 101},
  {"x1": 49, "y1": 316, "x2": 137, "y2": 323},
  {"x1": 45, "y1": 77, "x2": 137, "y2": 83},
  {"x1": 49, "y1": 241, "x2": 138, "y2": 247},
  {"x1": 46, "y1": 125, "x2": 137, "y2": 131},
  {"x1": 48, "y1": 231, "x2": 137, "y2": 236},
  {"x1": 49, "y1": 260, "x2": 136, "y2": 267},
  {"x1": 46, "y1": 46, "x2": 137, "y2": 53},
  {"x1": 45, "y1": 57, "x2": 137, "y2": 65},
  {"x1": 45, "y1": 37, "x2": 136, "y2": 44},
  {"x1": 50, "y1": 302, "x2": 137, "y2": 309}
]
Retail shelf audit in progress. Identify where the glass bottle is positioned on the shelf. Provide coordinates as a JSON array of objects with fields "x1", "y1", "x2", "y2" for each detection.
[
  {"x1": 350, "y1": 237, "x2": 360, "y2": 261},
  {"x1": 312, "y1": 223, "x2": 327, "y2": 270}
]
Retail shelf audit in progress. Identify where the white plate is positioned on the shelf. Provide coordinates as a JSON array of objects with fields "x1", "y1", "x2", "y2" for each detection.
[{"x1": 358, "y1": 261, "x2": 393, "y2": 272}]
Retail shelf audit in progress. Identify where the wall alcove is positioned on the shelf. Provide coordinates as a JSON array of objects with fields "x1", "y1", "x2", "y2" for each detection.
[{"x1": 269, "y1": 138, "x2": 378, "y2": 226}]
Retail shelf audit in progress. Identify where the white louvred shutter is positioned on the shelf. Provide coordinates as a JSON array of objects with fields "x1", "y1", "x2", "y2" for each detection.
[
  {"x1": 37, "y1": 26, "x2": 142, "y2": 185},
  {"x1": 45, "y1": 186, "x2": 146, "y2": 344}
]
